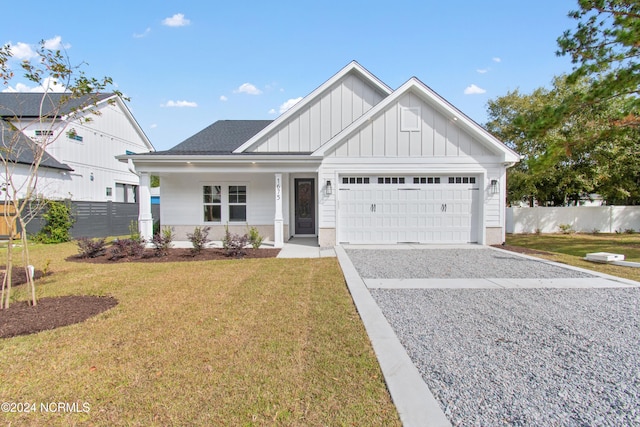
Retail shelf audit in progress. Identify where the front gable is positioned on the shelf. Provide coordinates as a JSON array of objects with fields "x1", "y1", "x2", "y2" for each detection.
[
  {"x1": 316, "y1": 78, "x2": 519, "y2": 163},
  {"x1": 235, "y1": 61, "x2": 391, "y2": 154}
]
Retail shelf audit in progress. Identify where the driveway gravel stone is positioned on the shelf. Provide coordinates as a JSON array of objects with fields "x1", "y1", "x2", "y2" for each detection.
[{"x1": 346, "y1": 248, "x2": 640, "y2": 426}]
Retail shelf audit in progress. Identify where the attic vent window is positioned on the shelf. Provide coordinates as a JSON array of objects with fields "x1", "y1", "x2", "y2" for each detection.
[{"x1": 400, "y1": 107, "x2": 421, "y2": 132}]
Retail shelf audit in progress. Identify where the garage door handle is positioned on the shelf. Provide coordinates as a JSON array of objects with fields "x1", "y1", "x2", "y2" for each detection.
[
  {"x1": 441, "y1": 203, "x2": 447, "y2": 212},
  {"x1": 370, "y1": 203, "x2": 377, "y2": 213}
]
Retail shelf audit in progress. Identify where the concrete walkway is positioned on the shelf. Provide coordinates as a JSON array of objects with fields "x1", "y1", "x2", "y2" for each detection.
[{"x1": 276, "y1": 237, "x2": 336, "y2": 258}]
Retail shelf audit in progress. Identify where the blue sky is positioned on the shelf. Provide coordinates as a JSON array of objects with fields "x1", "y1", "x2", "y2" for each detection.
[{"x1": 2, "y1": 1, "x2": 579, "y2": 151}]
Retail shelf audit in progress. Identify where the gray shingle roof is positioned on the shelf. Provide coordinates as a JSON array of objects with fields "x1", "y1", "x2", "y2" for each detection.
[
  {"x1": 0, "y1": 92, "x2": 113, "y2": 119},
  {"x1": 0, "y1": 121, "x2": 73, "y2": 171},
  {"x1": 167, "y1": 120, "x2": 273, "y2": 154}
]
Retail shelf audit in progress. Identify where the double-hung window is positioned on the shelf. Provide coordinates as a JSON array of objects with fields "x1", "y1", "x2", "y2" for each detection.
[
  {"x1": 228, "y1": 185, "x2": 247, "y2": 222},
  {"x1": 203, "y1": 184, "x2": 247, "y2": 223}
]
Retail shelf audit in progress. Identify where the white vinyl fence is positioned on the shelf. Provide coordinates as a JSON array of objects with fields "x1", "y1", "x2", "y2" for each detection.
[{"x1": 506, "y1": 206, "x2": 640, "y2": 234}]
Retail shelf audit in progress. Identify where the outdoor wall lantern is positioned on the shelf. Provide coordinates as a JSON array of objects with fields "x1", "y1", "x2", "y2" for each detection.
[
  {"x1": 490, "y1": 179, "x2": 499, "y2": 194},
  {"x1": 90, "y1": 172, "x2": 94, "y2": 182},
  {"x1": 326, "y1": 180, "x2": 332, "y2": 195}
]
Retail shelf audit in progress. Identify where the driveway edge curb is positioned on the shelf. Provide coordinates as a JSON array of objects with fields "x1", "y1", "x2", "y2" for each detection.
[{"x1": 335, "y1": 246, "x2": 451, "y2": 427}]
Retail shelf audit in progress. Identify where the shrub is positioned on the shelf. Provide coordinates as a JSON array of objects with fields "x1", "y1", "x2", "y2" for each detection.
[
  {"x1": 109, "y1": 238, "x2": 145, "y2": 260},
  {"x1": 33, "y1": 200, "x2": 75, "y2": 243},
  {"x1": 151, "y1": 226, "x2": 175, "y2": 257},
  {"x1": 625, "y1": 228, "x2": 636, "y2": 234},
  {"x1": 129, "y1": 220, "x2": 140, "y2": 241},
  {"x1": 187, "y1": 226, "x2": 210, "y2": 254},
  {"x1": 248, "y1": 226, "x2": 264, "y2": 249},
  {"x1": 223, "y1": 226, "x2": 249, "y2": 258},
  {"x1": 76, "y1": 237, "x2": 107, "y2": 258},
  {"x1": 558, "y1": 224, "x2": 575, "y2": 234}
]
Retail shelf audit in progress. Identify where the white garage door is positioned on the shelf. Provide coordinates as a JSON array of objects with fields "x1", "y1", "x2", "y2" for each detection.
[{"x1": 337, "y1": 176, "x2": 479, "y2": 244}]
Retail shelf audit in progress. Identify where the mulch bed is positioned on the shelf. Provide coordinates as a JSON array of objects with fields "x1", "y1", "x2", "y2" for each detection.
[
  {"x1": 67, "y1": 247, "x2": 281, "y2": 264},
  {"x1": 0, "y1": 295, "x2": 118, "y2": 339}
]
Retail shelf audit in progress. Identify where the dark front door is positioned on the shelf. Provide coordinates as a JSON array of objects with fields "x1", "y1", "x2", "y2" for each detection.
[{"x1": 295, "y1": 178, "x2": 315, "y2": 235}]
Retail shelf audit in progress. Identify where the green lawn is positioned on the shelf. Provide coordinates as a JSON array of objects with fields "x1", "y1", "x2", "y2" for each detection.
[
  {"x1": 506, "y1": 233, "x2": 640, "y2": 282},
  {"x1": 0, "y1": 242, "x2": 400, "y2": 426}
]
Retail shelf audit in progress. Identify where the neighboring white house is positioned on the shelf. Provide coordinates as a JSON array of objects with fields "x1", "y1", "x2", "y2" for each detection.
[
  {"x1": 0, "y1": 92, "x2": 154, "y2": 202},
  {"x1": 122, "y1": 61, "x2": 519, "y2": 247}
]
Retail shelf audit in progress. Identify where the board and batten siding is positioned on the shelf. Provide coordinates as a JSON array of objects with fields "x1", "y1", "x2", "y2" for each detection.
[
  {"x1": 250, "y1": 73, "x2": 386, "y2": 153},
  {"x1": 330, "y1": 92, "x2": 493, "y2": 158}
]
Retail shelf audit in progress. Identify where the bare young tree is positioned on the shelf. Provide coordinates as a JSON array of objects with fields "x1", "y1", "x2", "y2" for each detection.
[{"x1": 0, "y1": 40, "x2": 122, "y2": 308}]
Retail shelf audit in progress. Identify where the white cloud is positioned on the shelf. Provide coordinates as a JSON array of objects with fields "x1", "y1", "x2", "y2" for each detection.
[
  {"x1": 219, "y1": 95, "x2": 228, "y2": 101},
  {"x1": 9, "y1": 42, "x2": 36, "y2": 60},
  {"x1": 234, "y1": 83, "x2": 262, "y2": 95},
  {"x1": 464, "y1": 84, "x2": 486, "y2": 95},
  {"x1": 150, "y1": 124, "x2": 158, "y2": 129},
  {"x1": 161, "y1": 100, "x2": 198, "y2": 108},
  {"x1": 278, "y1": 97, "x2": 303, "y2": 113},
  {"x1": 476, "y1": 68, "x2": 489, "y2": 74},
  {"x1": 162, "y1": 13, "x2": 190, "y2": 27},
  {"x1": 43, "y1": 35, "x2": 69, "y2": 50},
  {"x1": 133, "y1": 28, "x2": 152, "y2": 38},
  {"x1": 492, "y1": 57, "x2": 502, "y2": 63},
  {"x1": 268, "y1": 108, "x2": 277, "y2": 115}
]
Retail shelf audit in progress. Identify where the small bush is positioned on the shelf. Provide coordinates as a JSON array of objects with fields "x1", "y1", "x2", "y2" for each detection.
[
  {"x1": 76, "y1": 237, "x2": 107, "y2": 258},
  {"x1": 109, "y1": 238, "x2": 145, "y2": 260},
  {"x1": 591, "y1": 228, "x2": 600, "y2": 235},
  {"x1": 187, "y1": 226, "x2": 210, "y2": 254},
  {"x1": 223, "y1": 226, "x2": 249, "y2": 258},
  {"x1": 129, "y1": 220, "x2": 140, "y2": 241},
  {"x1": 33, "y1": 200, "x2": 75, "y2": 243},
  {"x1": 558, "y1": 224, "x2": 575, "y2": 234},
  {"x1": 625, "y1": 228, "x2": 636, "y2": 234},
  {"x1": 151, "y1": 226, "x2": 175, "y2": 257},
  {"x1": 248, "y1": 226, "x2": 264, "y2": 249}
]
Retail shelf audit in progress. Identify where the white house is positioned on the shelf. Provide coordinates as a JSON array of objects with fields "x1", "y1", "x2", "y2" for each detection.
[
  {"x1": 123, "y1": 61, "x2": 519, "y2": 247},
  {"x1": 0, "y1": 92, "x2": 154, "y2": 202}
]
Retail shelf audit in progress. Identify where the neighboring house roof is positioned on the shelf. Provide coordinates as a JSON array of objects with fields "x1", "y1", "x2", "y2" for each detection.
[
  {"x1": 0, "y1": 121, "x2": 73, "y2": 171},
  {"x1": 0, "y1": 92, "x2": 114, "y2": 119},
  {"x1": 164, "y1": 120, "x2": 273, "y2": 154}
]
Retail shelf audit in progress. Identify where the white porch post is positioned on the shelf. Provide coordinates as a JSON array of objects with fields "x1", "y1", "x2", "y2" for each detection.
[
  {"x1": 274, "y1": 173, "x2": 284, "y2": 248},
  {"x1": 138, "y1": 172, "x2": 153, "y2": 241}
]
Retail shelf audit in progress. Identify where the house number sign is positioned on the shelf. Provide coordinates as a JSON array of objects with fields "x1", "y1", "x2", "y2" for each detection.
[{"x1": 276, "y1": 176, "x2": 281, "y2": 201}]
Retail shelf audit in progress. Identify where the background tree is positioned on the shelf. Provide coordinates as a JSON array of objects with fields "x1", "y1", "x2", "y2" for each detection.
[
  {"x1": 486, "y1": 75, "x2": 640, "y2": 206},
  {"x1": 0, "y1": 41, "x2": 121, "y2": 308},
  {"x1": 556, "y1": 0, "x2": 639, "y2": 128}
]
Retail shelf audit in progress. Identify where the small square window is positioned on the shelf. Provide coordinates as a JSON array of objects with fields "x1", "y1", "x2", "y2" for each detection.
[{"x1": 106, "y1": 187, "x2": 112, "y2": 197}]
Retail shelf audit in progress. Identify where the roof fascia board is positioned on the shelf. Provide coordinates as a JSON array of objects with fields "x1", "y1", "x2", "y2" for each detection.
[
  {"x1": 232, "y1": 61, "x2": 393, "y2": 154},
  {"x1": 313, "y1": 78, "x2": 520, "y2": 162}
]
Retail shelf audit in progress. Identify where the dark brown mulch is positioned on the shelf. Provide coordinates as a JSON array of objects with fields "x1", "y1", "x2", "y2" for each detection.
[
  {"x1": 492, "y1": 244, "x2": 552, "y2": 256},
  {"x1": 67, "y1": 247, "x2": 281, "y2": 264},
  {"x1": 0, "y1": 295, "x2": 118, "y2": 339}
]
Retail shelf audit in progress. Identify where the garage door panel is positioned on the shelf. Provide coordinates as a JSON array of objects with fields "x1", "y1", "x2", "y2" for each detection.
[{"x1": 338, "y1": 183, "x2": 478, "y2": 244}]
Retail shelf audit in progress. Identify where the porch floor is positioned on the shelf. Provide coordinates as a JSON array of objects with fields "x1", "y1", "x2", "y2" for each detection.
[{"x1": 169, "y1": 237, "x2": 336, "y2": 259}]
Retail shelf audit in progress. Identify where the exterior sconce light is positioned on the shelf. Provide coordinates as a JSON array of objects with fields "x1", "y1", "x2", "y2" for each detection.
[
  {"x1": 326, "y1": 180, "x2": 332, "y2": 195},
  {"x1": 90, "y1": 172, "x2": 94, "y2": 182},
  {"x1": 490, "y1": 179, "x2": 499, "y2": 194}
]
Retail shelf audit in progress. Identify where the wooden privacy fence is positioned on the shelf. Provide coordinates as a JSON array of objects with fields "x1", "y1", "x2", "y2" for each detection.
[
  {"x1": 506, "y1": 206, "x2": 640, "y2": 234},
  {"x1": 20, "y1": 201, "x2": 160, "y2": 239},
  {"x1": 0, "y1": 204, "x2": 19, "y2": 239}
]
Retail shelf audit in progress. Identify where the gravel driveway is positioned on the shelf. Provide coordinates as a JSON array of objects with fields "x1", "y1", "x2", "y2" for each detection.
[{"x1": 345, "y1": 247, "x2": 640, "y2": 426}]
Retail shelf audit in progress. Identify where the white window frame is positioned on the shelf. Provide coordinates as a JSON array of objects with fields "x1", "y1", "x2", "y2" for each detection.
[{"x1": 202, "y1": 183, "x2": 248, "y2": 224}]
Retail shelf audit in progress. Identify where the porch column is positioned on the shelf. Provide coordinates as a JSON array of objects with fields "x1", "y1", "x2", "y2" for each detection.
[
  {"x1": 138, "y1": 172, "x2": 153, "y2": 241},
  {"x1": 274, "y1": 173, "x2": 284, "y2": 248}
]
